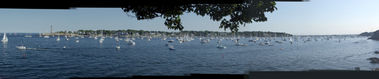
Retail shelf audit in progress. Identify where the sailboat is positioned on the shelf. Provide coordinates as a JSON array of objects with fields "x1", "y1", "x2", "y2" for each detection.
[
  {"x1": 128, "y1": 40, "x2": 136, "y2": 45},
  {"x1": 2, "y1": 33, "x2": 8, "y2": 43},
  {"x1": 98, "y1": 30, "x2": 105, "y2": 44},
  {"x1": 216, "y1": 39, "x2": 226, "y2": 49},
  {"x1": 56, "y1": 36, "x2": 61, "y2": 41},
  {"x1": 65, "y1": 36, "x2": 70, "y2": 40},
  {"x1": 99, "y1": 37, "x2": 105, "y2": 44}
]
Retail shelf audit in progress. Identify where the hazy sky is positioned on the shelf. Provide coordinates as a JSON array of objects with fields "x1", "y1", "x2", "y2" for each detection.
[{"x1": 0, "y1": 0, "x2": 378, "y2": 35}]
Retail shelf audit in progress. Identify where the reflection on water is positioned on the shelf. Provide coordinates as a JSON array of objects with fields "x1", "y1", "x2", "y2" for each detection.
[
  {"x1": 0, "y1": 34, "x2": 378, "y2": 79},
  {"x1": 2, "y1": 42, "x2": 7, "y2": 48}
]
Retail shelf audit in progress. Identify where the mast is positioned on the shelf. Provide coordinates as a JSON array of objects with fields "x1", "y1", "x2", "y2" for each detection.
[{"x1": 50, "y1": 25, "x2": 53, "y2": 34}]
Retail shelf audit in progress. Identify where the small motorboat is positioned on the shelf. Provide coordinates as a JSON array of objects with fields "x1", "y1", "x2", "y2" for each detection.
[
  {"x1": 168, "y1": 40, "x2": 174, "y2": 43},
  {"x1": 217, "y1": 45, "x2": 227, "y2": 49},
  {"x1": 16, "y1": 45, "x2": 26, "y2": 50},
  {"x1": 116, "y1": 45, "x2": 121, "y2": 49},
  {"x1": 43, "y1": 36, "x2": 50, "y2": 38},
  {"x1": 168, "y1": 45, "x2": 175, "y2": 50}
]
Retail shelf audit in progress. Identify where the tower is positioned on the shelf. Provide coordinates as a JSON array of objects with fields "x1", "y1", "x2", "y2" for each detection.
[{"x1": 50, "y1": 25, "x2": 53, "y2": 34}]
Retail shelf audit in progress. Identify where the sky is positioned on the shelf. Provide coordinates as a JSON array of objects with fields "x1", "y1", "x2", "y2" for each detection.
[{"x1": 0, "y1": 0, "x2": 378, "y2": 35}]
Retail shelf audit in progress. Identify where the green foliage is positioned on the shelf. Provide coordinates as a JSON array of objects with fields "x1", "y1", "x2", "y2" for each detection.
[{"x1": 121, "y1": 0, "x2": 276, "y2": 33}]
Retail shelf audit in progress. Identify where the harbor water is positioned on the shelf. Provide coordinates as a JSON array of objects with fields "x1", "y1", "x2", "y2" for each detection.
[{"x1": 0, "y1": 33, "x2": 378, "y2": 79}]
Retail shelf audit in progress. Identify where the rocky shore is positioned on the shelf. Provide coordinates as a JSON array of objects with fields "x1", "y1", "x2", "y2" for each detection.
[{"x1": 369, "y1": 30, "x2": 379, "y2": 40}]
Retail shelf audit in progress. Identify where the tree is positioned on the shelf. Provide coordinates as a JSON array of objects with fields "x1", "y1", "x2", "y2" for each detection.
[{"x1": 121, "y1": 0, "x2": 276, "y2": 33}]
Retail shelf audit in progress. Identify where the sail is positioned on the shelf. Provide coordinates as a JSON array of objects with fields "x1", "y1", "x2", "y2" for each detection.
[
  {"x1": 3, "y1": 33, "x2": 7, "y2": 40},
  {"x1": 2, "y1": 33, "x2": 8, "y2": 42}
]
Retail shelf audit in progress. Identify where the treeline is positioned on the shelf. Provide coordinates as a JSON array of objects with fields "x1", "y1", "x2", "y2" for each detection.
[
  {"x1": 178, "y1": 30, "x2": 292, "y2": 37},
  {"x1": 56, "y1": 29, "x2": 292, "y2": 37},
  {"x1": 359, "y1": 32, "x2": 374, "y2": 36}
]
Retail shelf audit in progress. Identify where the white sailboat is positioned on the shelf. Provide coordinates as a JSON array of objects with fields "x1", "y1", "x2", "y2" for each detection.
[
  {"x1": 2, "y1": 33, "x2": 8, "y2": 43},
  {"x1": 289, "y1": 38, "x2": 293, "y2": 44},
  {"x1": 216, "y1": 39, "x2": 226, "y2": 49},
  {"x1": 114, "y1": 37, "x2": 119, "y2": 42},
  {"x1": 56, "y1": 36, "x2": 61, "y2": 41},
  {"x1": 65, "y1": 36, "x2": 70, "y2": 40},
  {"x1": 128, "y1": 40, "x2": 136, "y2": 45},
  {"x1": 99, "y1": 37, "x2": 105, "y2": 44}
]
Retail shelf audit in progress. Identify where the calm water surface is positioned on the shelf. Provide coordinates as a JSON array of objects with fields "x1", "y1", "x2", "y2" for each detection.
[{"x1": 0, "y1": 34, "x2": 378, "y2": 79}]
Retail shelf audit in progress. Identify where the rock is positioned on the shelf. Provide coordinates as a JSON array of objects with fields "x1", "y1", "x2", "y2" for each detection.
[
  {"x1": 367, "y1": 57, "x2": 379, "y2": 64},
  {"x1": 369, "y1": 30, "x2": 379, "y2": 40},
  {"x1": 375, "y1": 51, "x2": 379, "y2": 54}
]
